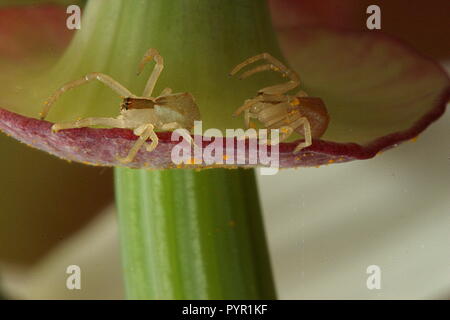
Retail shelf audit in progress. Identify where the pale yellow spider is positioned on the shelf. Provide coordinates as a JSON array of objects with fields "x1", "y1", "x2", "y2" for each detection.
[
  {"x1": 230, "y1": 53, "x2": 329, "y2": 153},
  {"x1": 40, "y1": 48, "x2": 200, "y2": 163}
]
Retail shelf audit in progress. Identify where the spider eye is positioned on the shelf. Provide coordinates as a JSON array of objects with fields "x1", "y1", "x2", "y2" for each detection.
[
  {"x1": 121, "y1": 99, "x2": 130, "y2": 110},
  {"x1": 251, "y1": 105, "x2": 260, "y2": 111}
]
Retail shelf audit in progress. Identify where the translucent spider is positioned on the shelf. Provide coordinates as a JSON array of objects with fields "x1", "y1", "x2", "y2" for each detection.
[
  {"x1": 40, "y1": 48, "x2": 200, "y2": 163},
  {"x1": 230, "y1": 53, "x2": 329, "y2": 153}
]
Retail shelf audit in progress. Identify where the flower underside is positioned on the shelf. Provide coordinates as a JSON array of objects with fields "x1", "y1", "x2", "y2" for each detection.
[{"x1": 0, "y1": 6, "x2": 448, "y2": 169}]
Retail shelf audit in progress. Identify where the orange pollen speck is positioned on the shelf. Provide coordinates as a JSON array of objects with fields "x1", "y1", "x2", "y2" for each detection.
[
  {"x1": 290, "y1": 98, "x2": 300, "y2": 106},
  {"x1": 186, "y1": 157, "x2": 202, "y2": 165}
]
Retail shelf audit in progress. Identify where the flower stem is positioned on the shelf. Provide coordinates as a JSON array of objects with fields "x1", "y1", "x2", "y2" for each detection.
[
  {"x1": 46, "y1": 0, "x2": 282, "y2": 299},
  {"x1": 115, "y1": 167, "x2": 276, "y2": 299}
]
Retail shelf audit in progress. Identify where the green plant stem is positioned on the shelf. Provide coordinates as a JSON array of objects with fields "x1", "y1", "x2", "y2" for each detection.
[
  {"x1": 115, "y1": 168, "x2": 276, "y2": 299},
  {"x1": 52, "y1": 0, "x2": 283, "y2": 300}
]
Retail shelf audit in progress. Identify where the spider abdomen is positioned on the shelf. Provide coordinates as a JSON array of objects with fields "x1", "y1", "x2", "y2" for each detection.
[{"x1": 293, "y1": 97, "x2": 330, "y2": 138}]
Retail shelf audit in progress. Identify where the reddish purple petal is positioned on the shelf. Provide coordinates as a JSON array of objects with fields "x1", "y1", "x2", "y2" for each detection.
[
  {"x1": 0, "y1": 7, "x2": 448, "y2": 169},
  {"x1": 1, "y1": 108, "x2": 343, "y2": 168},
  {"x1": 0, "y1": 5, "x2": 71, "y2": 61},
  {"x1": 269, "y1": 0, "x2": 356, "y2": 30},
  {"x1": 277, "y1": 27, "x2": 449, "y2": 151},
  {"x1": 269, "y1": 0, "x2": 450, "y2": 59}
]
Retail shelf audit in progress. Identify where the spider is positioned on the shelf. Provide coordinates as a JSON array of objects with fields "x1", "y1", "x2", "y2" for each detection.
[
  {"x1": 40, "y1": 48, "x2": 200, "y2": 164},
  {"x1": 229, "y1": 53, "x2": 329, "y2": 153}
]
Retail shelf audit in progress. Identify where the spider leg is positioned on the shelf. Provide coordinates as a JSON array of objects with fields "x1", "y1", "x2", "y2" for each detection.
[
  {"x1": 159, "y1": 87, "x2": 173, "y2": 96},
  {"x1": 40, "y1": 73, "x2": 135, "y2": 120},
  {"x1": 52, "y1": 117, "x2": 130, "y2": 132},
  {"x1": 265, "y1": 108, "x2": 308, "y2": 144},
  {"x1": 279, "y1": 126, "x2": 295, "y2": 142},
  {"x1": 160, "y1": 121, "x2": 181, "y2": 131},
  {"x1": 259, "y1": 94, "x2": 290, "y2": 103},
  {"x1": 238, "y1": 64, "x2": 281, "y2": 79},
  {"x1": 265, "y1": 126, "x2": 294, "y2": 146},
  {"x1": 242, "y1": 109, "x2": 260, "y2": 129},
  {"x1": 265, "y1": 112, "x2": 291, "y2": 127},
  {"x1": 230, "y1": 53, "x2": 287, "y2": 76},
  {"x1": 296, "y1": 90, "x2": 308, "y2": 97},
  {"x1": 160, "y1": 121, "x2": 197, "y2": 148},
  {"x1": 290, "y1": 117, "x2": 312, "y2": 153},
  {"x1": 239, "y1": 63, "x2": 300, "y2": 84},
  {"x1": 233, "y1": 96, "x2": 263, "y2": 117},
  {"x1": 244, "y1": 109, "x2": 251, "y2": 128},
  {"x1": 257, "y1": 102, "x2": 290, "y2": 125},
  {"x1": 259, "y1": 80, "x2": 300, "y2": 96},
  {"x1": 118, "y1": 124, "x2": 158, "y2": 164},
  {"x1": 230, "y1": 53, "x2": 300, "y2": 95},
  {"x1": 264, "y1": 103, "x2": 303, "y2": 128},
  {"x1": 138, "y1": 48, "x2": 164, "y2": 97}
]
